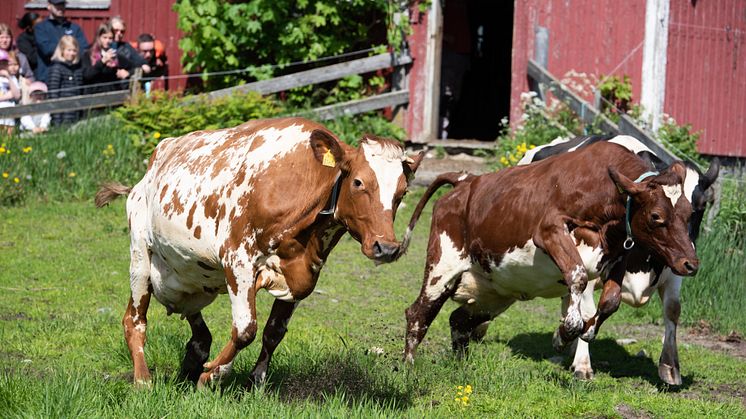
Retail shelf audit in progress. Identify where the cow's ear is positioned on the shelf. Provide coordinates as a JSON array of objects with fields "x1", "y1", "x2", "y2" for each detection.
[
  {"x1": 310, "y1": 129, "x2": 345, "y2": 169},
  {"x1": 608, "y1": 166, "x2": 645, "y2": 196},
  {"x1": 701, "y1": 157, "x2": 720, "y2": 190},
  {"x1": 403, "y1": 151, "x2": 425, "y2": 181},
  {"x1": 667, "y1": 161, "x2": 687, "y2": 184}
]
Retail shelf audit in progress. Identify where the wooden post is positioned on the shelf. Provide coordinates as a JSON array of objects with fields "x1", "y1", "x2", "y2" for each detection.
[{"x1": 129, "y1": 68, "x2": 143, "y2": 103}]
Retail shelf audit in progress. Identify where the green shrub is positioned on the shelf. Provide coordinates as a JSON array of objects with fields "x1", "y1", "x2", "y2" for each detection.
[
  {"x1": 656, "y1": 117, "x2": 707, "y2": 166},
  {"x1": 321, "y1": 111, "x2": 406, "y2": 146},
  {"x1": 113, "y1": 91, "x2": 286, "y2": 157}
]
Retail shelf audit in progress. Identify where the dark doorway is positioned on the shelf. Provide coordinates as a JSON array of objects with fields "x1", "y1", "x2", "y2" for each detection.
[{"x1": 438, "y1": 0, "x2": 514, "y2": 140}]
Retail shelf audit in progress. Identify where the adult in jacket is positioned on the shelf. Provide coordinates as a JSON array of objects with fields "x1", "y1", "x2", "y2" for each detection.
[{"x1": 34, "y1": 0, "x2": 89, "y2": 83}]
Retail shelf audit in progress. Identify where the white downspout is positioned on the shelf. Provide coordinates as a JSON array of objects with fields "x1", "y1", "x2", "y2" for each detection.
[{"x1": 641, "y1": 0, "x2": 670, "y2": 132}]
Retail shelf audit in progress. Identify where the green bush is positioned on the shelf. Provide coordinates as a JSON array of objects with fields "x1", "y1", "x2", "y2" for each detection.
[
  {"x1": 112, "y1": 91, "x2": 286, "y2": 157},
  {"x1": 656, "y1": 117, "x2": 707, "y2": 166}
]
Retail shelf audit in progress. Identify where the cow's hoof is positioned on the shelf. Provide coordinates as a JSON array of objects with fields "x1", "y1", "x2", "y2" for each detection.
[
  {"x1": 580, "y1": 328, "x2": 596, "y2": 343},
  {"x1": 134, "y1": 378, "x2": 153, "y2": 389},
  {"x1": 658, "y1": 363, "x2": 682, "y2": 386},
  {"x1": 572, "y1": 367, "x2": 594, "y2": 380},
  {"x1": 552, "y1": 328, "x2": 568, "y2": 352},
  {"x1": 470, "y1": 321, "x2": 490, "y2": 342},
  {"x1": 248, "y1": 370, "x2": 267, "y2": 387}
]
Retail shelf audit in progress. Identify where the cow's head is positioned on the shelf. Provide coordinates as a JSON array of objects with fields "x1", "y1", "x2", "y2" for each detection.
[
  {"x1": 310, "y1": 131, "x2": 424, "y2": 263},
  {"x1": 609, "y1": 161, "x2": 699, "y2": 276},
  {"x1": 684, "y1": 158, "x2": 719, "y2": 243}
]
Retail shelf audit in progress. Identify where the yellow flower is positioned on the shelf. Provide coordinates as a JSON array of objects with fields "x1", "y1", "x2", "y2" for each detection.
[
  {"x1": 103, "y1": 144, "x2": 116, "y2": 157},
  {"x1": 465, "y1": 385, "x2": 473, "y2": 394},
  {"x1": 22, "y1": 146, "x2": 32, "y2": 153},
  {"x1": 68, "y1": 172, "x2": 76, "y2": 177},
  {"x1": 13, "y1": 177, "x2": 20, "y2": 183},
  {"x1": 500, "y1": 156, "x2": 509, "y2": 166},
  {"x1": 153, "y1": 132, "x2": 161, "y2": 139},
  {"x1": 2, "y1": 172, "x2": 8, "y2": 178},
  {"x1": 0, "y1": 147, "x2": 6, "y2": 154},
  {"x1": 530, "y1": 144, "x2": 536, "y2": 149}
]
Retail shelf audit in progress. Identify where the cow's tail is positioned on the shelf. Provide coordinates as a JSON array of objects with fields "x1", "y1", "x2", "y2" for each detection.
[
  {"x1": 395, "y1": 171, "x2": 474, "y2": 260},
  {"x1": 95, "y1": 182, "x2": 132, "y2": 208}
]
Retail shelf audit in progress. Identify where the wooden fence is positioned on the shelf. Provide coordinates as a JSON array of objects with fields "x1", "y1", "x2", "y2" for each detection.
[
  {"x1": 527, "y1": 59, "x2": 677, "y2": 164},
  {"x1": 0, "y1": 52, "x2": 411, "y2": 121}
]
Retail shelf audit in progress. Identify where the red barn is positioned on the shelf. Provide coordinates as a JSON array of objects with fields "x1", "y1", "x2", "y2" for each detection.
[
  {"x1": 406, "y1": 0, "x2": 746, "y2": 158},
  {"x1": 1, "y1": 0, "x2": 183, "y2": 88}
]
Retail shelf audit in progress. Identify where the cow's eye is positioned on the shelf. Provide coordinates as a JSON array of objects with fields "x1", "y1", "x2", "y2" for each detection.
[
  {"x1": 353, "y1": 178, "x2": 364, "y2": 189},
  {"x1": 650, "y1": 212, "x2": 665, "y2": 225}
]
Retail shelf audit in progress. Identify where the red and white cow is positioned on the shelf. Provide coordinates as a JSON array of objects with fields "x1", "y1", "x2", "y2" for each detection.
[
  {"x1": 517, "y1": 134, "x2": 719, "y2": 384},
  {"x1": 96, "y1": 117, "x2": 423, "y2": 386},
  {"x1": 396, "y1": 141, "x2": 699, "y2": 367}
]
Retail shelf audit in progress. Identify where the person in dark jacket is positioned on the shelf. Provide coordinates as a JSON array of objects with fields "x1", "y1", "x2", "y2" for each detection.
[
  {"x1": 109, "y1": 16, "x2": 147, "y2": 73},
  {"x1": 83, "y1": 23, "x2": 133, "y2": 94},
  {"x1": 16, "y1": 12, "x2": 42, "y2": 73},
  {"x1": 34, "y1": 0, "x2": 89, "y2": 83},
  {"x1": 47, "y1": 35, "x2": 83, "y2": 126}
]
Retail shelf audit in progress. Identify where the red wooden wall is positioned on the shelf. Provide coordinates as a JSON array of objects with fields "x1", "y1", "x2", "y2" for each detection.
[
  {"x1": 0, "y1": 0, "x2": 183, "y2": 89},
  {"x1": 511, "y1": 0, "x2": 746, "y2": 158},
  {"x1": 511, "y1": 0, "x2": 647, "y2": 128},
  {"x1": 666, "y1": 1, "x2": 745, "y2": 157}
]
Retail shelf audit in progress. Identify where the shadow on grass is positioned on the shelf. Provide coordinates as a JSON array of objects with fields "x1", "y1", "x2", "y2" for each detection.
[
  {"x1": 505, "y1": 332, "x2": 693, "y2": 391},
  {"x1": 230, "y1": 352, "x2": 414, "y2": 410}
]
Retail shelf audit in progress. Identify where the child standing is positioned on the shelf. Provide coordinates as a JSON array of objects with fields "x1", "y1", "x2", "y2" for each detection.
[
  {"x1": 0, "y1": 50, "x2": 21, "y2": 135},
  {"x1": 47, "y1": 35, "x2": 83, "y2": 126},
  {"x1": 20, "y1": 81, "x2": 50, "y2": 134}
]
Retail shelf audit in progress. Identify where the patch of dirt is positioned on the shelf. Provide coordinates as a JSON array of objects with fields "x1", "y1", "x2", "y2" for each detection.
[
  {"x1": 411, "y1": 152, "x2": 490, "y2": 187},
  {"x1": 679, "y1": 383, "x2": 746, "y2": 409},
  {"x1": 615, "y1": 403, "x2": 653, "y2": 419},
  {"x1": 683, "y1": 321, "x2": 746, "y2": 360},
  {"x1": 0, "y1": 312, "x2": 31, "y2": 321}
]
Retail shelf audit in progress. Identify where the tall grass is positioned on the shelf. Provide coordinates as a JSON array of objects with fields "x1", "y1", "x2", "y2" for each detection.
[
  {"x1": 682, "y1": 177, "x2": 746, "y2": 333},
  {"x1": 0, "y1": 117, "x2": 144, "y2": 205}
]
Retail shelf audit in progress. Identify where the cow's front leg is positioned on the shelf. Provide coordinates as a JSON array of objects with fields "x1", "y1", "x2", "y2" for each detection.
[
  {"x1": 179, "y1": 312, "x2": 212, "y2": 383},
  {"x1": 536, "y1": 221, "x2": 589, "y2": 351},
  {"x1": 198, "y1": 265, "x2": 258, "y2": 388},
  {"x1": 657, "y1": 272, "x2": 682, "y2": 385},
  {"x1": 580, "y1": 261, "x2": 626, "y2": 343},
  {"x1": 564, "y1": 279, "x2": 598, "y2": 380},
  {"x1": 249, "y1": 300, "x2": 298, "y2": 385}
]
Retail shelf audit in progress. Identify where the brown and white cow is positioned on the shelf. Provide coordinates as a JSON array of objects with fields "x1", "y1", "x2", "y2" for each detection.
[
  {"x1": 517, "y1": 134, "x2": 719, "y2": 385},
  {"x1": 95, "y1": 117, "x2": 423, "y2": 386},
  {"x1": 396, "y1": 141, "x2": 699, "y2": 365}
]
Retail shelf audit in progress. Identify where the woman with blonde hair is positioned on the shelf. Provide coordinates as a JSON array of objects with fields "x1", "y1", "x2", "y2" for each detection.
[
  {"x1": 47, "y1": 35, "x2": 83, "y2": 125},
  {"x1": 0, "y1": 22, "x2": 35, "y2": 81}
]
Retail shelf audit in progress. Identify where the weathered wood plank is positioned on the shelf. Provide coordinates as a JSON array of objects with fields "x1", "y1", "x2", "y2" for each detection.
[
  {"x1": 308, "y1": 90, "x2": 409, "y2": 121},
  {"x1": 527, "y1": 59, "x2": 676, "y2": 163},
  {"x1": 207, "y1": 53, "x2": 412, "y2": 99},
  {"x1": 0, "y1": 90, "x2": 128, "y2": 119}
]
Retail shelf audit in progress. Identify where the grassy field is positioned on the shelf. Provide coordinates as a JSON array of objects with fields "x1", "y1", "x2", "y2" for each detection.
[{"x1": 1, "y1": 190, "x2": 745, "y2": 417}]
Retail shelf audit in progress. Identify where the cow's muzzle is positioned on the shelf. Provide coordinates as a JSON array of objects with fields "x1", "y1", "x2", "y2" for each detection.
[
  {"x1": 372, "y1": 240, "x2": 400, "y2": 263},
  {"x1": 674, "y1": 257, "x2": 699, "y2": 276}
]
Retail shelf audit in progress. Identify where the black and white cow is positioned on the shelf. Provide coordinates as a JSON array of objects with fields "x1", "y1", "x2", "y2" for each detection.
[{"x1": 516, "y1": 134, "x2": 719, "y2": 385}]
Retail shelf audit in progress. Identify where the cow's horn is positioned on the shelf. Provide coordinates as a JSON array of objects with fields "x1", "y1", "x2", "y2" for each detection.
[{"x1": 405, "y1": 156, "x2": 415, "y2": 164}]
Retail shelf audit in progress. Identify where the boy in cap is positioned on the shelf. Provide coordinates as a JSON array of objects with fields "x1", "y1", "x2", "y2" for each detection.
[{"x1": 20, "y1": 81, "x2": 50, "y2": 134}]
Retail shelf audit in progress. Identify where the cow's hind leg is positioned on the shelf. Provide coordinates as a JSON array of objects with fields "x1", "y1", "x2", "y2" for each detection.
[
  {"x1": 449, "y1": 272, "x2": 515, "y2": 356},
  {"x1": 198, "y1": 264, "x2": 258, "y2": 388},
  {"x1": 404, "y1": 232, "x2": 471, "y2": 364},
  {"x1": 657, "y1": 273, "x2": 682, "y2": 385},
  {"x1": 249, "y1": 300, "x2": 298, "y2": 385},
  {"x1": 123, "y1": 241, "x2": 152, "y2": 386},
  {"x1": 179, "y1": 312, "x2": 212, "y2": 383}
]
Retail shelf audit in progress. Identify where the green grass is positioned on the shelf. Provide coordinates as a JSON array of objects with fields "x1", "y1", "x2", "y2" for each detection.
[{"x1": 1, "y1": 192, "x2": 745, "y2": 417}]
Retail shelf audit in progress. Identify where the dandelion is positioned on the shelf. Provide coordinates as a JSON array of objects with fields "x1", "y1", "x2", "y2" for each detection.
[
  {"x1": 13, "y1": 177, "x2": 20, "y2": 183},
  {"x1": 500, "y1": 156, "x2": 509, "y2": 166},
  {"x1": 2, "y1": 172, "x2": 8, "y2": 179},
  {"x1": 22, "y1": 146, "x2": 32, "y2": 153},
  {"x1": 453, "y1": 384, "x2": 473, "y2": 407},
  {"x1": 56, "y1": 151, "x2": 66, "y2": 159},
  {"x1": 0, "y1": 146, "x2": 6, "y2": 154},
  {"x1": 153, "y1": 132, "x2": 161, "y2": 139},
  {"x1": 68, "y1": 172, "x2": 76, "y2": 178}
]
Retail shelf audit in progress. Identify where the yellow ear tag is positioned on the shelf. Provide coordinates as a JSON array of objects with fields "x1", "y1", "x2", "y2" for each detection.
[{"x1": 322, "y1": 150, "x2": 336, "y2": 167}]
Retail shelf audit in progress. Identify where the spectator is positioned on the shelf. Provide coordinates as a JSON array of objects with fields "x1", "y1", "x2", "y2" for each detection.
[
  {"x1": 35, "y1": 0, "x2": 89, "y2": 83},
  {"x1": 0, "y1": 50, "x2": 21, "y2": 135},
  {"x1": 47, "y1": 35, "x2": 83, "y2": 126},
  {"x1": 17, "y1": 12, "x2": 43, "y2": 73},
  {"x1": 0, "y1": 23, "x2": 35, "y2": 82},
  {"x1": 109, "y1": 16, "x2": 147, "y2": 74},
  {"x1": 135, "y1": 33, "x2": 169, "y2": 93},
  {"x1": 20, "y1": 81, "x2": 50, "y2": 134},
  {"x1": 83, "y1": 23, "x2": 133, "y2": 94}
]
